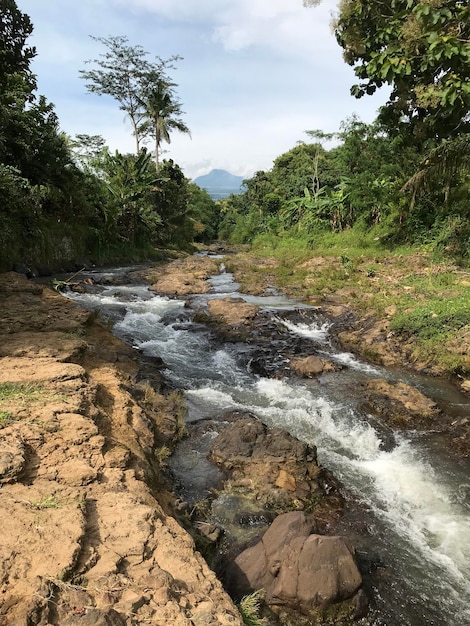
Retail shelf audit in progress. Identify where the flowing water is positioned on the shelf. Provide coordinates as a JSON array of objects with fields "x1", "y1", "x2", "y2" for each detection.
[{"x1": 67, "y1": 262, "x2": 470, "y2": 626}]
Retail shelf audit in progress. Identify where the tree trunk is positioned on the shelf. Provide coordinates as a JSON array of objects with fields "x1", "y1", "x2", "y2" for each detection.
[
  {"x1": 155, "y1": 123, "x2": 160, "y2": 170},
  {"x1": 131, "y1": 118, "x2": 140, "y2": 154}
]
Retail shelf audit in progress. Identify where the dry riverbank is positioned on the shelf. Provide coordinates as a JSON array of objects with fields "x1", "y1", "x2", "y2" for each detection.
[{"x1": 0, "y1": 271, "x2": 242, "y2": 625}]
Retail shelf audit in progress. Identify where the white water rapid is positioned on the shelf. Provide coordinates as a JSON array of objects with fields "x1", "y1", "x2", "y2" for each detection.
[{"x1": 67, "y1": 269, "x2": 470, "y2": 626}]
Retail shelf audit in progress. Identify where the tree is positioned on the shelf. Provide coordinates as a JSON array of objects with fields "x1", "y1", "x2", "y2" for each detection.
[
  {"x1": 402, "y1": 134, "x2": 470, "y2": 207},
  {"x1": 332, "y1": 0, "x2": 470, "y2": 143},
  {"x1": 186, "y1": 183, "x2": 219, "y2": 242},
  {"x1": 139, "y1": 74, "x2": 190, "y2": 170},
  {"x1": 80, "y1": 36, "x2": 183, "y2": 155},
  {"x1": 150, "y1": 159, "x2": 192, "y2": 247},
  {"x1": 0, "y1": 1, "x2": 76, "y2": 189},
  {"x1": 0, "y1": 0, "x2": 36, "y2": 93},
  {"x1": 99, "y1": 149, "x2": 160, "y2": 244}
]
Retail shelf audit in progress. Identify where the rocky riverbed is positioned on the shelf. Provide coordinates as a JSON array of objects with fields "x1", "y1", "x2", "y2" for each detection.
[{"x1": 1, "y1": 249, "x2": 469, "y2": 625}]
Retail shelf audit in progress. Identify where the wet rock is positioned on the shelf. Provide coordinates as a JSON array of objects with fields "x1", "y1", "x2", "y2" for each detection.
[
  {"x1": 361, "y1": 379, "x2": 441, "y2": 428},
  {"x1": 337, "y1": 319, "x2": 403, "y2": 368},
  {"x1": 195, "y1": 521, "x2": 222, "y2": 542},
  {"x1": 208, "y1": 413, "x2": 344, "y2": 532},
  {"x1": 226, "y1": 511, "x2": 362, "y2": 612},
  {"x1": 206, "y1": 298, "x2": 259, "y2": 326},
  {"x1": 462, "y1": 379, "x2": 470, "y2": 394},
  {"x1": 290, "y1": 355, "x2": 338, "y2": 377},
  {"x1": 210, "y1": 416, "x2": 318, "y2": 468},
  {"x1": 149, "y1": 255, "x2": 219, "y2": 295}
]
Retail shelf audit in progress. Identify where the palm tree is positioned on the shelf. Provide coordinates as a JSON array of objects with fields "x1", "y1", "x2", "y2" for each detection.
[
  {"x1": 401, "y1": 134, "x2": 470, "y2": 208},
  {"x1": 140, "y1": 76, "x2": 190, "y2": 170}
]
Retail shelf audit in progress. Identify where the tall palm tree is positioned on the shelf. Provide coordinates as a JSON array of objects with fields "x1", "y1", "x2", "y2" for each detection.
[{"x1": 140, "y1": 76, "x2": 190, "y2": 170}]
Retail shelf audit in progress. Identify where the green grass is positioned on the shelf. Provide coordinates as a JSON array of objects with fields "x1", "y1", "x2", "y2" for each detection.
[
  {"x1": 234, "y1": 230, "x2": 470, "y2": 375},
  {"x1": 390, "y1": 294, "x2": 470, "y2": 340},
  {"x1": 0, "y1": 382, "x2": 46, "y2": 402},
  {"x1": 31, "y1": 495, "x2": 60, "y2": 510},
  {"x1": 0, "y1": 411, "x2": 13, "y2": 427},
  {"x1": 0, "y1": 382, "x2": 68, "y2": 426}
]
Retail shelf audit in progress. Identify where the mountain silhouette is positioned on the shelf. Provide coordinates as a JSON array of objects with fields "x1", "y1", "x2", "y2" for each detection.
[{"x1": 193, "y1": 169, "x2": 245, "y2": 200}]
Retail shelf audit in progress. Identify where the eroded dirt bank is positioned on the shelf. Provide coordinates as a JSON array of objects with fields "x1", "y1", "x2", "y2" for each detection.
[{"x1": 0, "y1": 272, "x2": 242, "y2": 625}]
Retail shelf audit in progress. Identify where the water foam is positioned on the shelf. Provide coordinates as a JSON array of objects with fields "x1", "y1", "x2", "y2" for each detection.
[{"x1": 277, "y1": 317, "x2": 331, "y2": 344}]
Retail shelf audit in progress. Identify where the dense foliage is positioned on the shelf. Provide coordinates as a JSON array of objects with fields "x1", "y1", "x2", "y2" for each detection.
[
  {"x1": 218, "y1": 116, "x2": 468, "y2": 260},
  {"x1": 334, "y1": 0, "x2": 470, "y2": 143},
  {"x1": 219, "y1": 1, "x2": 469, "y2": 262},
  {"x1": 0, "y1": 1, "x2": 215, "y2": 271},
  {"x1": 1, "y1": 0, "x2": 468, "y2": 272}
]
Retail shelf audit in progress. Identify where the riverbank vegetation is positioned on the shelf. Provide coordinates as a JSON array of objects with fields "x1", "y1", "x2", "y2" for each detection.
[{"x1": 215, "y1": 0, "x2": 469, "y2": 377}]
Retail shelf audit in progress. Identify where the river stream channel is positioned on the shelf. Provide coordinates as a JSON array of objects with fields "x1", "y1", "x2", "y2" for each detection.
[{"x1": 65, "y1": 256, "x2": 470, "y2": 626}]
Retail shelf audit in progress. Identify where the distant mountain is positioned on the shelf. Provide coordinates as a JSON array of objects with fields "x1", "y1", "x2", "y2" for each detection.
[{"x1": 193, "y1": 169, "x2": 245, "y2": 200}]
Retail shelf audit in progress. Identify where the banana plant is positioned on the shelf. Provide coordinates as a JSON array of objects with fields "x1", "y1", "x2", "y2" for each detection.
[{"x1": 100, "y1": 149, "x2": 162, "y2": 243}]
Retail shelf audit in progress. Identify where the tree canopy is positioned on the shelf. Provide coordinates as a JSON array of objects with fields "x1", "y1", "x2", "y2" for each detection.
[
  {"x1": 138, "y1": 73, "x2": 191, "y2": 169},
  {"x1": 333, "y1": 0, "x2": 470, "y2": 142}
]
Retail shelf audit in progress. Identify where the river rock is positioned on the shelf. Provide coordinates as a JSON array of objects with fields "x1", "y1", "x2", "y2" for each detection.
[
  {"x1": 461, "y1": 379, "x2": 470, "y2": 394},
  {"x1": 209, "y1": 413, "x2": 344, "y2": 529},
  {"x1": 226, "y1": 511, "x2": 362, "y2": 611},
  {"x1": 149, "y1": 255, "x2": 219, "y2": 295},
  {"x1": 206, "y1": 297, "x2": 259, "y2": 326},
  {"x1": 361, "y1": 378, "x2": 440, "y2": 427},
  {"x1": 290, "y1": 355, "x2": 338, "y2": 377}
]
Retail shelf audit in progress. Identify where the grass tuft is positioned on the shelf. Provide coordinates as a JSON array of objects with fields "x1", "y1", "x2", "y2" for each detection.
[
  {"x1": 0, "y1": 411, "x2": 13, "y2": 427},
  {"x1": 31, "y1": 495, "x2": 60, "y2": 510},
  {"x1": 0, "y1": 382, "x2": 46, "y2": 402},
  {"x1": 238, "y1": 589, "x2": 266, "y2": 626}
]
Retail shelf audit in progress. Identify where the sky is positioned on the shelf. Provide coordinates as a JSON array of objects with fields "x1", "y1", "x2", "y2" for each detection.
[{"x1": 19, "y1": 0, "x2": 389, "y2": 181}]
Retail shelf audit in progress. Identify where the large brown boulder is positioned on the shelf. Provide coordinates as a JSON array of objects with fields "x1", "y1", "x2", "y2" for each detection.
[
  {"x1": 207, "y1": 297, "x2": 258, "y2": 326},
  {"x1": 361, "y1": 378, "x2": 440, "y2": 428},
  {"x1": 209, "y1": 416, "x2": 322, "y2": 507},
  {"x1": 226, "y1": 511, "x2": 362, "y2": 611},
  {"x1": 148, "y1": 255, "x2": 220, "y2": 295},
  {"x1": 208, "y1": 414, "x2": 344, "y2": 531}
]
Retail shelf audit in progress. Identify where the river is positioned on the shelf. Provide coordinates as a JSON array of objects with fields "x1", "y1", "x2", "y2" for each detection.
[{"x1": 66, "y1": 259, "x2": 470, "y2": 626}]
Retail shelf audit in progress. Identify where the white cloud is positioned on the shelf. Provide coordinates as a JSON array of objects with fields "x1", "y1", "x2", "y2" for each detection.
[{"x1": 113, "y1": 0, "x2": 337, "y2": 57}]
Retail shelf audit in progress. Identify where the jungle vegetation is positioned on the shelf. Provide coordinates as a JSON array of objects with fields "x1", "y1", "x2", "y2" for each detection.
[
  {"x1": 219, "y1": 0, "x2": 469, "y2": 262},
  {"x1": 0, "y1": 0, "x2": 468, "y2": 273},
  {"x1": 0, "y1": 0, "x2": 216, "y2": 271}
]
